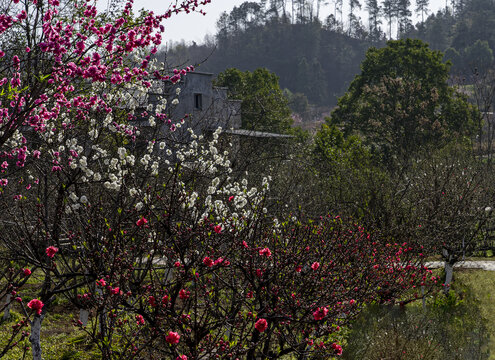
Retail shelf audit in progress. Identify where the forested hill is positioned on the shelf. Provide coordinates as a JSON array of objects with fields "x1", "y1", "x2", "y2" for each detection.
[
  {"x1": 162, "y1": 0, "x2": 495, "y2": 108},
  {"x1": 162, "y1": 3, "x2": 378, "y2": 108}
]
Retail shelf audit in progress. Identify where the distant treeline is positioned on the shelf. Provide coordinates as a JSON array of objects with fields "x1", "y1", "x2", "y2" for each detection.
[{"x1": 161, "y1": 0, "x2": 495, "y2": 107}]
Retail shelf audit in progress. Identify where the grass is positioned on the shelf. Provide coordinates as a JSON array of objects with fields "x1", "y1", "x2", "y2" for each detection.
[
  {"x1": 0, "y1": 307, "x2": 100, "y2": 360},
  {"x1": 2, "y1": 267, "x2": 495, "y2": 359},
  {"x1": 454, "y1": 269, "x2": 495, "y2": 359}
]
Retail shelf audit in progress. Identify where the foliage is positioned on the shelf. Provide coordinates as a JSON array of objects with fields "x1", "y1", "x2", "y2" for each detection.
[
  {"x1": 214, "y1": 67, "x2": 294, "y2": 133},
  {"x1": 0, "y1": 2, "x2": 435, "y2": 360},
  {"x1": 329, "y1": 39, "x2": 477, "y2": 168},
  {"x1": 343, "y1": 283, "x2": 490, "y2": 360}
]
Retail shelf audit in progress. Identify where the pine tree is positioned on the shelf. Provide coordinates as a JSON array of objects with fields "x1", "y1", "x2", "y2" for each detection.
[
  {"x1": 382, "y1": 0, "x2": 395, "y2": 38},
  {"x1": 349, "y1": 0, "x2": 362, "y2": 35},
  {"x1": 415, "y1": 0, "x2": 429, "y2": 22},
  {"x1": 397, "y1": 0, "x2": 412, "y2": 37},
  {"x1": 366, "y1": 0, "x2": 382, "y2": 39}
]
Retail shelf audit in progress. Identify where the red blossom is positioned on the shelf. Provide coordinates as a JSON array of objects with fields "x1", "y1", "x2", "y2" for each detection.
[
  {"x1": 136, "y1": 314, "x2": 145, "y2": 325},
  {"x1": 45, "y1": 246, "x2": 58, "y2": 258},
  {"x1": 179, "y1": 289, "x2": 189, "y2": 300},
  {"x1": 165, "y1": 331, "x2": 180, "y2": 345},
  {"x1": 311, "y1": 262, "x2": 320, "y2": 270},
  {"x1": 213, "y1": 225, "x2": 222, "y2": 233},
  {"x1": 23, "y1": 268, "x2": 31, "y2": 276},
  {"x1": 203, "y1": 256, "x2": 213, "y2": 267},
  {"x1": 27, "y1": 298, "x2": 44, "y2": 315},
  {"x1": 313, "y1": 307, "x2": 328, "y2": 321},
  {"x1": 259, "y1": 247, "x2": 272, "y2": 257},
  {"x1": 332, "y1": 343, "x2": 343, "y2": 356},
  {"x1": 136, "y1": 217, "x2": 148, "y2": 227},
  {"x1": 255, "y1": 318, "x2": 268, "y2": 332}
]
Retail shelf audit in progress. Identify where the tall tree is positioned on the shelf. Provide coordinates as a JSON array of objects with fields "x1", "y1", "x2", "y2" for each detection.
[
  {"x1": 397, "y1": 0, "x2": 412, "y2": 37},
  {"x1": 382, "y1": 0, "x2": 396, "y2": 38},
  {"x1": 349, "y1": 0, "x2": 362, "y2": 34},
  {"x1": 214, "y1": 68, "x2": 294, "y2": 133},
  {"x1": 366, "y1": 0, "x2": 382, "y2": 39},
  {"x1": 330, "y1": 39, "x2": 477, "y2": 168},
  {"x1": 415, "y1": 0, "x2": 430, "y2": 22}
]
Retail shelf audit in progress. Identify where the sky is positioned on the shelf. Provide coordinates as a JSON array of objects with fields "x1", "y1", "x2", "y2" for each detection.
[{"x1": 130, "y1": 0, "x2": 448, "y2": 44}]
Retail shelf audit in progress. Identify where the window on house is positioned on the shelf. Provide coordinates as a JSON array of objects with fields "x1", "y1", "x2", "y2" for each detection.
[{"x1": 194, "y1": 93, "x2": 203, "y2": 110}]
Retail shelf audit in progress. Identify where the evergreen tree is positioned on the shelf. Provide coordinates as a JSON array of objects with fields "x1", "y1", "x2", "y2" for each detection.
[
  {"x1": 366, "y1": 0, "x2": 382, "y2": 39},
  {"x1": 382, "y1": 0, "x2": 395, "y2": 38},
  {"x1": 397, "y1": 0, "x2": 412, "y2": 37},
  {"x1": 415, "y1": 0, "x2": 430, "y2": 22},
  {"x1": 349, "y1": 0, "x2": 362, "y2": 35}
]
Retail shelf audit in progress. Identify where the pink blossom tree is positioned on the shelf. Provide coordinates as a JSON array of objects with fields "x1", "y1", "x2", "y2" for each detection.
[
  {"x1": 0, "y1": 0, "x2": 210, "y2": 358},
  {"x1": 0, "y1": 0, "x2": 435, "y2": 359}
]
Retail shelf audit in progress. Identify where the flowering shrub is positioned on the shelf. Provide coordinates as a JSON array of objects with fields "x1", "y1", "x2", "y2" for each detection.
[{"x1": 0, "y1": 1, "x2": 434, "y2": 359}]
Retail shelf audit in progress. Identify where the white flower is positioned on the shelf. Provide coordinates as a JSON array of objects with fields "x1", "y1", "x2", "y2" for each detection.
[
  {"x1": 80, "y1": 195, "x2": 88, "y2": 204},
  {"x1": 135, "y1": 202, "x2": 144, "y2": 211},
  {"x1": 172, "y1": 98, "x2": 179, "y2": 105},
  {"x1": 69, "y1": 192, "x2": 78, "y2": 202},
  {"x1": 118, "y1": 147, "x2": 126, "y2": 159},
  {"x1": 176, "y1": 87, "x2": 181, "y2": 95}
]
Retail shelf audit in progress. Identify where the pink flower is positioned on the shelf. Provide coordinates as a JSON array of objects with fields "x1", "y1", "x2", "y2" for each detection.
[
  {"x1": 203, "y1": 256, "x2": 213, "y2": 267},
  {"x1": 136, "y1": 217, "x2": 148, "y2": 226},
  {"x1": 313, "y1": 307, "x2": 328, "y2": 321},
  {"x1": 255, "y1": 318, "x2": 268, "y2": 332},
  {"x1": 176, "y1": 356, "x2": 187, "y2": 360},
  {"x1": 27, "y1": 299, "x2": 44, "y2": 315},
  {"x1": 165, "y1": 331, "x2": 180, "y2": 344},
  {"x1": 45, "y1": 246, "x2": 58, "y2": 258},
  {"x1": 96, "y1": 278, "x2": 106, "y2": 287},
  {"x1": 213, "y1": 225, "x2": 222, "y2": 233},
  {"x1": 332, "y1": 343, "x2": 343, "y2": 356},
  {"x1": 349, "y1": 299, "x2": 356, "y2": 306},
  {"x1": 179, "y1": 289, "x2": 189, "y2": 300},
  {"x1": 111, "y1": 287, "x2": 120, "y2": 295},
  {"x1": 311, "y1": 262, "x2": 320, "y2": 270},
  {"x1": 23, "y1": 268, "x2": 31, "y2": 276},
  {"x1": 259, "y1": 247, "x2": 272, "y2": 257},
  {"x1": 295, "y1": 265, "x2": 302, "y2": 273},
  {"x1": 136, "y1": 314, "x2": 145, "y2": 325}
]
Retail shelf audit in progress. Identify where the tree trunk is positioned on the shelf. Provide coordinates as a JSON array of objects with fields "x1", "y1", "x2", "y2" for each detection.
[
  {"x1": 444, "y1": 261, "x2": 454, "y2": 295},
  {"x1": 2, "y1": 294, "x2": 11, "y2": 321},
  {"x1": 79, "y1": 308, "x2": 89, "y2": 326},
  {"x1": 30, "y1": 314, "x2": 45, "y2": 360}
]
